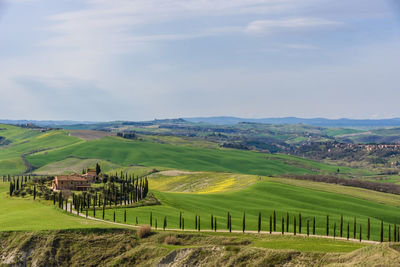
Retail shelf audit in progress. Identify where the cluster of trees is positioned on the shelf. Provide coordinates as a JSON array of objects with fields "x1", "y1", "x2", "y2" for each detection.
[
  {"x1": 117, "y1": 132, "x2": 137, "y2": 140},
  {"x1": 7, "y1": 175, "x2": 32, "y2": 196},
  {"x1": 70, "y1": 176, "x2": 149, "y2": 216}
]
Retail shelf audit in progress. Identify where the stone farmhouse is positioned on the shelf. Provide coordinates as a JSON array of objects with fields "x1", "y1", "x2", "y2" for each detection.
[{"x1": 51, "y1": 168, "x2": 98, "y2": 191}]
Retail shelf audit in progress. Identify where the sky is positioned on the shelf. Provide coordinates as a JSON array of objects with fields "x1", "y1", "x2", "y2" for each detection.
[{"x1": 0, "y1": 0, "x2": 399, "y2": 121}]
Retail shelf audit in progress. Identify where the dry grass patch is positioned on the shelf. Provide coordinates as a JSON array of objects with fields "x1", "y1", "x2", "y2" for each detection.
[{"x1": 137, "y1": 225, "x2": 152, "y2": 239}]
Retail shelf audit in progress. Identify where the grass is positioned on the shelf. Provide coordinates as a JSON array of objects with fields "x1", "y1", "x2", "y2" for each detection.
[
  {"x1": 0, "y1": 182, "x2": 112, "y2": 231},
  {"x1": 97, "y1": 181, "x2": 400, "y2": 242},
  {"x1": 26, "y1": 136, "x2": 364, "y2": 177}
]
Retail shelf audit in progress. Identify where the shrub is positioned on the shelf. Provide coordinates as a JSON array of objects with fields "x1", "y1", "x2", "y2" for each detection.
[
  {"x1": 164, "y1": 235, "x2": 179, "y2": 245},
  {"x1": 137, "y1": 225, "x2": 151, "y2": 238}
]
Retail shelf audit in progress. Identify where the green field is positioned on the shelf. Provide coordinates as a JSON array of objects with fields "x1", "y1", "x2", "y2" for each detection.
[
  {"x1": 0, "y1": 182, "x2": 111, "y2": 231},
  {"x1": 95, "y1": 179, "x2": 399, "y2": 242},
  {"x1": 26, "y1": 136, "x2": 364, "y2": 177}
]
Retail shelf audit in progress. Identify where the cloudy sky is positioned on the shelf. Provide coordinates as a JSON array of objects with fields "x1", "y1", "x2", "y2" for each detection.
[{"x1": 0, "y1": 0, "x2": 399, "y2": 121}]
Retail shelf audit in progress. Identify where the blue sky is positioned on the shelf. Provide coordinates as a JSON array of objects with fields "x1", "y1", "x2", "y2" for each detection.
[{"x1": 0, "y1": 0, "x2": 399, "y2": 121}]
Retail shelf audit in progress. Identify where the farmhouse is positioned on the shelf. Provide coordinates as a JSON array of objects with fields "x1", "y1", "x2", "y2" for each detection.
[
  {"x1": 51, "y1": 175, "x2": 90, "y2": 191},
  {"x1": 83, "y1": 168, "x2": 98, "y2": 182}
]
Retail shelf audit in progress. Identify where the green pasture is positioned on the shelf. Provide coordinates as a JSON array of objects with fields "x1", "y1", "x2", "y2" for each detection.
[
  {"x1": 98, "y1": 181, "x2": 400, "y2": 242},
  {"x1": 0, "y1": 183, "x2": 112, "y2": 231},
  {"x1": 26, "y1": 136, "x2": 364, "y2": 177}
]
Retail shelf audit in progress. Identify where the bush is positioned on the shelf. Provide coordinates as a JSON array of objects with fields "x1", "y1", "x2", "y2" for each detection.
[
  {"x1": 137, "y1": 225, "x2": 151, "y2": 238},
  {"x1": 164, "y1": 235, "x2": 179, "y2": 245}
]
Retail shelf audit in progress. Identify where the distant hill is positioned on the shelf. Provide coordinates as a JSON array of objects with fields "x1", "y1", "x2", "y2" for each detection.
[
  {"x1": 184, "y1": 117, "x2": 400, "y2": 127},
  {"x1": 3, "y1": 117, "x2": 400, "y2": 128}
]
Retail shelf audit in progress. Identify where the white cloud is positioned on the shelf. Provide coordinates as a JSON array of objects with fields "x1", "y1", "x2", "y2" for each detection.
[{"x1": 245, "y1": 18, "x2": 342, "y2": 34}]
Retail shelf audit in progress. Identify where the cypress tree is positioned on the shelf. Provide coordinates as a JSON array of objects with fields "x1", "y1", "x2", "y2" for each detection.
[
  {"x1": 93, "y1": 199, "x2": 96, "y2": 217},
  {"x1": 286, "y1": 212, "x2": 289, "y2": 232},
  {"x1": 353, "y1": 217, "x2": 357, "y2": 239},
  {"x1": 155, "y1": 219, "x2": 158, "y2": 229},
  {"x1": 326, "y1": 215, "x2": 329, "y2": 236},
  {"x1": 380, "y1": 221, "x2": 383, "y2": 243},
  {"x1": 307, "y1": 220, "x2": 310, "y2": 236},
  {"x1": 195, "y1": 215, "x2": 197, "y2": 230},
  {"x1": 394, "y1": 221, "x2": 397, "y2": 242},
  {"x1": 299, "y1": 213, "x2": 302, "y2": 234},
  {"x1": 53, "y1": 193, "x2": 56, "y2": 205},
  {"x1": 227, "y1": 212, "x2": 230, "y2": 230},
  {"x1": 340, "y1": 215, "x2": 343, "y2": 237},
  {"x1": 258, "y1": 212, "x2": 261, "y2": 233},
  {"x1": 273, "y1": 210, "x2": 276, "y2": 232},
  {"x1": 124, "y1": 209, "x2": 127, "y2": 223},
  {"x1": 242, "y1": 212, "x2": 245, "y2": 233},
  {"x1": 163, "y1": 216, "x2": 167, "y2": 230},
  {"x1": 334, "y1": 222, "x2": 336, "y2": 239},
  {"x1": 211, "y1": 214, "x2": 214, "y2": 230},
  {"x1": 294, "y1": 216, "x2": 296, "y2": 235},
  {"x1": 269, "y1": 215, "x2": 272, "y2": 234},
  {"x1": 86, "y1": 208, "x2": 88, "y2": 218},
  {"x1": 113, "y1": 211, "x2": 115, "y2": 222},
  {"x1": 281, "y1": 217, "x2": 284, "y2": 234},
  {"x1": 313, "y1": 217, "x2": 316, "y2": 235},
  {"x1": 347, "y1": 222, "x2": 350, "y2": 240},
  {"x1": 136, "y1": 217, "x2": 138, "y2": 225},
  {"x1": 182, "y1": 218, "x2": 184, "y2": 231},
  {"x1": 102, "y1": 204, "x2": 105, "y2": 220},
  {"x1": 33, "y1": 185, "x2": 36, "y2": 200},
  {"x1": 389, "y1": 224, "x2": 391, "y2": 242},
  {"x1": 359, "y1": 224, "x2": 362, "y2": 242},
  {"x1": 214, "y1": 217, "x2": 217, "y2": 232},
  {"x1": 179, "y1": 212, "x2": 182, "y2": 229},
  {"x1": 367, "y1": 218, "x2": 370, "y2": 241},
  {"x1": 198, "y1": 216, "x2": 200, "y2": 232}
]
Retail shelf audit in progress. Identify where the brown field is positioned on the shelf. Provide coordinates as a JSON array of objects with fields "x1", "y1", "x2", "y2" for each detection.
[{"x1": 69, "y1": 130, "x2": 115, "y2": 140}]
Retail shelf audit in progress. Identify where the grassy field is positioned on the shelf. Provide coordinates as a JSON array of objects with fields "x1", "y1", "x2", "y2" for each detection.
[
  {"x1": 26, "y1": 136, "x2": 365, "y2": 177},
  {"x1": 96, "y1": 180, "x2": 400, "y2": 242},
  {"x1": 0, "y1": 182, "x2": 112, "y2": 231},
  {"x1": 0, "y1": 124, "x2": 81, "y2": 175}
]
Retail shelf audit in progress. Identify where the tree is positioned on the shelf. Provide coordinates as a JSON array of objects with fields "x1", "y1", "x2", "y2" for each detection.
[
  {"x1": 102, "y1": 203, "x2": 105, "y2": 220},
  {"x1": 242, "y1": 212, "x2": 246, "y2": 233},
  {"x1": 359, "y1": 224, "x2": 362, "y2": 242},
  {"x1": 211, "y1": 214, "x2": 214, "y2": 230},
  {"x1": 389, "y1": 224, "x2": 391, "y2": 242},
  {"x1": 195, "y1": 215, "x2": 197, "y2": 230},
  {"x1": 124, "y1": 209, "x2": 127, "y2": 223},
  {"x1": 326, "y1": 215, "x2": 329, "y2": 236},
  {"x1": 214, "y1": 217, "x2": 217, "y2": 232},
  {"x1": 258, "y1": 212, "x2": 261, "y2": 233},
  {"x1": 33, "y1": 185, "x2": 36, "y2": 200},
  {"x1": 198, "y1": 216, "x2": 201, "y2": 232},
  {"x1": 340, "y1": 215, "x2": 343, "y2": 237},
  {"x1": 182, "y1": 218, "x2": 184, "y2": 231},
  {"x1": 307, "y1": 220, "x2": 310, "y2": 236},
  {"x1": 286, "y1": 212, "x2": 289, "y2": 232},
  {"x1": 163, "y1": 216, "x2": 167, "y2": 230},
  {"x1": 227, "y1": 212, "x2": 230, "y2": 230},
  {"x1": 333, "y1": 222, "x2": 336, "y2": 239},
  {"x1": 113, "y1": 211, "x2": 115, "y2": 222},
  {"x1": 179, "y1": 212, "x2": 182, "y2": 229},
  {"x1": 96, "y1": 163, "x2": 101, "y2": 176},
  {"x1": 299, "y1": 213, "x2": 302, "y2": 234},
  {"x1": 229, "y1": 214, "x2": 232, "y2": 233},
  {"x1": 367, "y1": 218, "x2": 370, "y2": 240},
  {"x1": 353, "y1": 217, "x2": 357, "y2": 239},
  {"x1": 347, "y1": 222, "x2": 350, "y2": 240},
  {"x1": 273, "y1": 210, "x2": 276, "y2": 232},
  {"x1": 281, "y1": 217, "x2": 284, "y2": 234},
  {"x1": 380, "y1": 221, "x2": 384, "y2": 243},
  {"x1": 313, "y1": 217, "x2": 316, "y2": 235}
]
